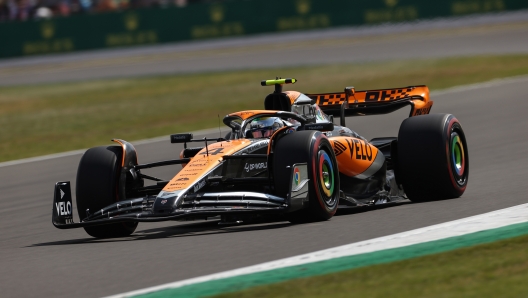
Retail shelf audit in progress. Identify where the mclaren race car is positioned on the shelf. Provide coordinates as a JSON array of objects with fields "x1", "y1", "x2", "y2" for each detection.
[{"x1": 52, "y1": 78, "x2": 469, "y2": 238}]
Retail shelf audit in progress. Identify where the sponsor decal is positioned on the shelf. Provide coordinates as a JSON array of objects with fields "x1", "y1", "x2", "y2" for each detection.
[
  {"x1": 414, "y1": 106, "x2": 431, "y2": 115},
  {"x1": 157, "y1": 190, "x2": 181, "y2": 198},
  {"x1": 333, "y1": 141, "x2": 347, "y2": 156},
  {"x1": 244, "y1": 162, "x2": 267, "y2": 172},
  {"x1": 305, "y1": 123, "x2": 333, "y2": 131},
  {"x1": 55, "y1": 201, "x2": 72, "y2": 216},
  {"x1": 364, "y1": 5, "x2": 417, "y2": 24},
  {"x1": 159, "y1": 191, "x2": 180, "y2": 198},
  {"x1": 170, "y1": 182, "x2": 187, "y2": 186},
  {"x1": 161, "y1": 199, "x2": 167, "y2": 205},
  {"x1": 239, "y1": 140, "x2": 269, "y2": 154},
  {"x1": 176, "y1": 177, "x2": 189, "y2": 181},
  {"x1": 315, "y1": 109, "x2": 325, "y2": 121},
  {"x1": 345, "y1": 139, "x2": 373, "y2": 161},
  {"x1": 172, "y1": 135, "x2": 187, "y2": 140},
  {"x1": 193, "y1": 179, "x2": 206, "y2": 193},
  {"x1": 385, "y1": 0, "x2": 398, "y2": 7},
  {"x1": 296, "y1": 0, "x2": 310, "y2": 14},
  {"x1": 277, "y1": 2, "x2": 329, "y2": 32},
  {"x1": 180, "y1": 173, "x2": 198, "y2": 176},
  {"x1": 41, "y1": 21, "x2": 55, "y2": 39},
  {"x1": 54, "y1": 183, "x2": 73, "y2": 218},
  {"x1": 124, "y1": 13, "x2": 138, "y2": 31},
  {"x1": 293, "y1": 167, "x2": 300, "y2": 186},
  {"x1": 189, "y1": 163, "x2": 207, "y2": 167}
]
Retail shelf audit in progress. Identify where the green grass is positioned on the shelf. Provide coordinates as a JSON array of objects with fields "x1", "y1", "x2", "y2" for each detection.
[
  {"x1": 1, "y1": 54, "x2": 528, "y2": 162},
  {"x1": 213, "y1": 233, "x2": 528, "y2": 298}
]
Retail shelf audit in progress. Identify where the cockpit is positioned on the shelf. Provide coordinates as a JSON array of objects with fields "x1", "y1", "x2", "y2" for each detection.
[{"x1": 290, "y1": 93, "x2": 332, "y2": 123}]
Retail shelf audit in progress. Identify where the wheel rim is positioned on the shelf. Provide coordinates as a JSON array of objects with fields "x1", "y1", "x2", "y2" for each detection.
[
  {"x1": 450, "y1": 131, "x2": 467, "y2": 185},
  {"x1": 318, "y1": 150, "x2": 336, "y2": 206}
]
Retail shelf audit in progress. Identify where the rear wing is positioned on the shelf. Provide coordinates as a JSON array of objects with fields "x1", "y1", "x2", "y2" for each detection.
[{"x1": 306, "y1": 85, "x2": 433, "y2": 119}]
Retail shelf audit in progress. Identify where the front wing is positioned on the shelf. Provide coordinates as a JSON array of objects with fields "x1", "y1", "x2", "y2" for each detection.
[{"x1": 52, "y1": 164, "x2": 310, "y2": 229}]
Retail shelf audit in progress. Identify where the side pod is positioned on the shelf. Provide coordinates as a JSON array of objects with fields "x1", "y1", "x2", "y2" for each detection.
[{"x1": 53, "y1": 181, "x2": 74, "y2": 226}]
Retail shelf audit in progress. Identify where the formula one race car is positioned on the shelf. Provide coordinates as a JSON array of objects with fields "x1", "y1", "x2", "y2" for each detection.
[{"x1": 52, "y1": 78, "x2": 469, "y2": 238}]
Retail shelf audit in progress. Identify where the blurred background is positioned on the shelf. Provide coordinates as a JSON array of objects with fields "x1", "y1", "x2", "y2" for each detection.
[
  {"x1": 2, "y1": 2, "x2": 528, "y2": 298},
  {"x1": 0, "y1": 0, "x2": 527, "y2": 162},
  {"x1": 1, "y1": 0, "x2": 527, "y2": 57}
]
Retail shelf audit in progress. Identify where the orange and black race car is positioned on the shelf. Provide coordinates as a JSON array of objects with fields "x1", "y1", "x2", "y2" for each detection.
[{"x1": 52, "y1": 78, "x2": 469, "y2": 238}]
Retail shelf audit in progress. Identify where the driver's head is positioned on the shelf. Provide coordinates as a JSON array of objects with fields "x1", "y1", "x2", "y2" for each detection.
[{"x1": 247, "y1": 117, "x2": 283, "y2": 138}]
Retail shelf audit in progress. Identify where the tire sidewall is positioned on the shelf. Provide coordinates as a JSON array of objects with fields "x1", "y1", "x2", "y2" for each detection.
[
  {"x1": 273, "y1": 130, "x2": 339, "y2": 221},
  {"x1": 309, "y1": 135, "x2": 339, "y2": 218},
  {"x1": 443, "y1": 117, "x2": 469, "y2": 197},
  {"x1": 76, "y1": 146, "x2": 137, "y2": 238},
  {"x1": 397, "y1": 113, "x2": 469, "y2": 201}
]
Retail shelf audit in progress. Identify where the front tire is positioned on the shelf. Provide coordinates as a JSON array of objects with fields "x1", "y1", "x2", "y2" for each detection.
[
  {"x1": 273, "y1": 131, "x2": 340, "y2": 223},
  {"x1": 76, "y1": 146, "x2": 138, "y2": 238},
  {"x1": 397, "y1": 114, "x2": 469, "y2": 202}
]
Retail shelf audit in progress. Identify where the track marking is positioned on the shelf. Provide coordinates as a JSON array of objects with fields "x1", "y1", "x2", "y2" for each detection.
[
  {"x1": 2, "y1": 75, "x2": 528, "y2": 169},
  {"x1": 107, "y1": 202, "x2": 528, "y2": 298}
]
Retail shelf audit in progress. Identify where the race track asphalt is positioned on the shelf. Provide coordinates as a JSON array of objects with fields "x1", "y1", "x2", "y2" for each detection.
[
  {"x1": 1, "y1": 14, "x2": 528, "y2": 297},
  {"x1": 1, "y1": 77, "x2": 528, "y2": 297}
]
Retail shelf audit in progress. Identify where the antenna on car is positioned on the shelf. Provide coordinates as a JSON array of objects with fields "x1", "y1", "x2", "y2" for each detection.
[
  {"x1": 218, "y1": 114, "x2": 222, "y2": 139},
  {"x1": 261, "y1": 77, "x2": 297, "y2": 94}
]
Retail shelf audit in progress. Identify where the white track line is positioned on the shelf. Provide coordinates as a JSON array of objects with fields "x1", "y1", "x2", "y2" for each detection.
[
  {"x1": 107, "y1": 202, "x2": 528, "y2": 298},
  {"x1": 3, "y1": 74, "x2": 528, "y2": 169}
]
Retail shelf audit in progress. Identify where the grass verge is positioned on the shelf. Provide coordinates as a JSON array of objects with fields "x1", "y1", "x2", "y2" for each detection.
[
  {"x1": 1, "y1": 54, "x2": 528, "y2": 162},
  {"x1": 213, "y1": 233, "x2": 528, "y2": 298}
]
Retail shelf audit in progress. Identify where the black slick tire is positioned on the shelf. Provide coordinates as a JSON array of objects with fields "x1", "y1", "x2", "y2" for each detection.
[
  {"x1": 76, "y1": 146, "x2": 138, "y2": 238},
  {"x1": 397, "y1": 114, "x2": 469, "y2": 202},
  {"x1": 273, "y1": 131, "x2": 340, "y2": 223}
]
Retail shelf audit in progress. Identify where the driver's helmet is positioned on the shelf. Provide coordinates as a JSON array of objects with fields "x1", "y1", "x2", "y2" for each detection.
[{"x1": 246, "y1": 117, "x2": 283, "y2": 138}]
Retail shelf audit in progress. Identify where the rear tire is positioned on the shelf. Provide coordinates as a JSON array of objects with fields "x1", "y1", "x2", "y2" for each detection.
[
  {"x1": 76, "y1": 146, "x2": 138, "y2": 238},
  {"x1": 397, "y1": 114, "x2": 469, "y2": 202},
  {"x1": 273, "y1": 131, "x2": 340, "y2": 223}
]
